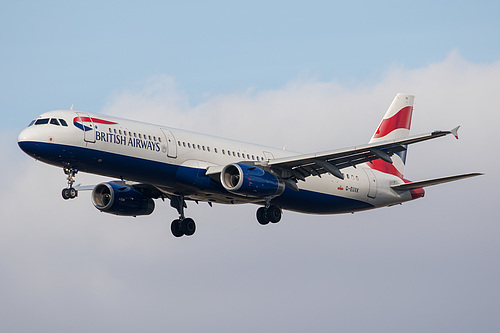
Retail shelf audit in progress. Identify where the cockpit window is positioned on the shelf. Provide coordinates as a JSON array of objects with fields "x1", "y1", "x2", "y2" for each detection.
[
  {"x1": 31, "y1": 117, "x2": 68, "y2": 127},
  {"x1": 35, "y1": 118, "x2": 50, "y2": 125}
]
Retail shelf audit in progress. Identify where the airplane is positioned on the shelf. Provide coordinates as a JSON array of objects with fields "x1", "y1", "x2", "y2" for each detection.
[{"x1": 17, "y1": 93, "x2": 481, "y2": 237}]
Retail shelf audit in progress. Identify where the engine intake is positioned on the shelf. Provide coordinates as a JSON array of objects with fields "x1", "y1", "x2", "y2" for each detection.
[
  {"x1": 221, "y1": 163, "x2": 285, "y2": 198},
  {"x1": 92, "y1": 182, "x2": 155, "y2": 216}
]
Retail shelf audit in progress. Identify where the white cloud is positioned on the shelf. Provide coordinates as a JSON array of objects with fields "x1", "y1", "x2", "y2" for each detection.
[
  {"x1": 2, "y1": 53, "x2": 499, "y2": 332},
  {"x1": 102, "y1": 52, "x2": 500, "y2": 156}
]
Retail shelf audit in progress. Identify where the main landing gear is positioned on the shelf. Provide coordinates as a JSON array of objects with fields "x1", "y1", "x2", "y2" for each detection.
[
  {"x1": 170, "y1": 195, "x2": 196, "y2": 237},
  {"x1": 62, "y1": 167, "x2": 78, "y2": 200},
  {"x1": 256, "y1": 204, "x2": 282, "y2": 225}
]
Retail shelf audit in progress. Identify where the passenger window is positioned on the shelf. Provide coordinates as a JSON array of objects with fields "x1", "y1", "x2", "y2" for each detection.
[
  {"x1": 59, "y1": 119, "x2": 68, "y2": 126},
  {"x1": 188, "y1": 143, "x2": 191, "y2": 148},
  {"x1": 153, "y1": 136, "x2": 156, "y2": 141},
  {"x1": 183, "y1": 142, "x2": 186, "y2": 147},
  {"x1": 50, "y1": 118, "x2": 60, "y2": 126},
  {"x1": 129, "y1": 131, "x2": 132, "y2": 136},
  {"x1": 214, "y1": 148, "x2": 217, "y2": 153},
  {"x1": 35, "y1": 118, "x2": 49, "y2": 125},
  {"x1": 207, "y1": 147, "x2": 210, "y2": 152},
  {"x1": 252, "y1": 155, "x2": 255, "y2": 160},
  {"x1": 114, "y1": 129, "x2": 117, "y2": 134},
  {"x1": 109, "y1": 128, "x2": 112, "y2": 133},
  {"x1": 178, "y1": 141, "x2": 181, "y2": 146},
  {"x1": 119, "y1": 130, "x2": 122, "y2": 135},
  {"x1": 124, "y1": 131, "x2": 127, "y2": 136},
  {"x1": 202, "y1": 146, "x2": 205, "y2": 151},
  {"x1": 233, "y1": 152, "x2": 236, "y2": 157},
  {"x1": 149, "y1": 135, "x2": 152, "y2": 140},
  {"x1": 134, "y1": 133, "x2": 137, "y2": 138},
  {"x1": 138, "y1": 134, "x2": 142, "y2": 138},
  {"x1": 158, "y1": 137, "x2": 161, "y2": 142}
]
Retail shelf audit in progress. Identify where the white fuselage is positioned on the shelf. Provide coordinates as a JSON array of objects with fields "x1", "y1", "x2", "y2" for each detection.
[{"x1": 18, "y1": 110, "x2": 415, "y2": 214}]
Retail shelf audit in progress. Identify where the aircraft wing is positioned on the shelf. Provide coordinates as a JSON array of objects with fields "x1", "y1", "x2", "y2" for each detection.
[
  {"x1": 266, "y1": 127, "x2": 460, "y2": 182},
  {"x1": 75, "y1": 181, "x2": 164, "y2": 199}
]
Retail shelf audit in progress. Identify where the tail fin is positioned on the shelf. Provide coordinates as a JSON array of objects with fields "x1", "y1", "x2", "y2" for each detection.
[{"x1": 368, "y1": 93, "x2": 414, "y2": 178}]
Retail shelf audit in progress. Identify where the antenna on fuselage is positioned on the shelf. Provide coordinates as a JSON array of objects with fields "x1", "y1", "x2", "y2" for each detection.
[{"x1": 70, "y1": 104, "x2": 74, "y2": 111}]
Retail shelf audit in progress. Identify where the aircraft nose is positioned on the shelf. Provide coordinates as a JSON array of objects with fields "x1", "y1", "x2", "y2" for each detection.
[
  {"x1": 17, "y1": 126, "x2": 41, "y2": 157},
  {"x1": 18, "y1": 126, "x2": 31, "y2": 143}
]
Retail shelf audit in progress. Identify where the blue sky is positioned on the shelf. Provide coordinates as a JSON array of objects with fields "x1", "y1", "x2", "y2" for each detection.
[
  {"x1": 1, "y1": 1, "x2": 500, "y2": 332},
  {"x1": 2, "y1": 1, "x2": 499, "y2": 128}
]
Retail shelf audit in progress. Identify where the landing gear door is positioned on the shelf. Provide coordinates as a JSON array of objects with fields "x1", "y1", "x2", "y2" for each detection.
[
  {"x1": 161, "y1": 128, "x2": 177, "y2": 158},
  {"x1": 76, "y1": 112, "x2": 96, "y2": 143},
  {"x1": 363, "y1": 168, "x2": 377, "y2": 199}
]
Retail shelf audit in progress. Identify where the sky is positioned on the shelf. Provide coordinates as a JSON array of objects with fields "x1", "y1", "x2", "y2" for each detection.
[{"x1": 1, "y1": 1, "x2": 499, "y2": 332}]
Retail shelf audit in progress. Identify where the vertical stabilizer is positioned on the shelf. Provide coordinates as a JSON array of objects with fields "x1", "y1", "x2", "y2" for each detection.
[{"x1": 368, "y1": 93, "x2": 414, "y2": 178}]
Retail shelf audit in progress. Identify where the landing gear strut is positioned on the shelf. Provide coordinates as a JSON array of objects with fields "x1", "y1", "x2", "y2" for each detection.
[
  {"x1": 62, "y1": 167, "x2": 78, "y2": 200},
  {"x1": 170, "y1": 195, "x2": 196, "y2": 237}
]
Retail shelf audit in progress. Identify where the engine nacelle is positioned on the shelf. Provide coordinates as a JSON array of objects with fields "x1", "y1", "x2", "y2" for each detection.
[
  {"x1": 91, "y1": 182, "x2": 155, "y2": 216},
  {"x1": 220, "y1": 163, "x2": 285, "y2": 198}
]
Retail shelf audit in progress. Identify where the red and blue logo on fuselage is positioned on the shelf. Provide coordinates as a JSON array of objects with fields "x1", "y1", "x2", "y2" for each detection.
[{"x1": 73, "y1": 116, "x2": 117, "y2": 131}]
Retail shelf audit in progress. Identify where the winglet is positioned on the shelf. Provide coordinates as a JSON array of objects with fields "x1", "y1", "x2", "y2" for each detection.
[{"x1": 450, "y1": 126, "x2": 460, "y2": 139}]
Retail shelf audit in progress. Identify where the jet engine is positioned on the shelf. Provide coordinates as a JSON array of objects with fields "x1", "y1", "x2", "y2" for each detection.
[
  {"x1": 220, "y1": 163, "x2": 285, "y2": 198},
  {"x1": 91, "y1": 182, "x2": 155, "y2": 216}
]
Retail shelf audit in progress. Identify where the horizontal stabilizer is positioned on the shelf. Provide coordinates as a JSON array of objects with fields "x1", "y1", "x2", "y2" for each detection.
[{"x1": 391, "y1": 173, "x2": 483, "y2": 191}]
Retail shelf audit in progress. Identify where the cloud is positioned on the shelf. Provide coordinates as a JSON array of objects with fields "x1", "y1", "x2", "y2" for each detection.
[
  {"x1": 102, "y1": 51, "x2": 500, "y2": 155},
  {"x1": 2, "y1": 52, "x2": 499, "y2": 332}
]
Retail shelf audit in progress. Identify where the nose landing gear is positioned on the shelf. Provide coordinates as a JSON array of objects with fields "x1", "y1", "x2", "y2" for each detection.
[{"x1": 62, "y1": 167, "x2": 78, "y2": 200}]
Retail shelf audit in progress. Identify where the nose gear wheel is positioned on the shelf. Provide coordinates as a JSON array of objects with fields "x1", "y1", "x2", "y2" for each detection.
[{"x1": 62, "y1": 167, "x2": 78, "y2": 200}]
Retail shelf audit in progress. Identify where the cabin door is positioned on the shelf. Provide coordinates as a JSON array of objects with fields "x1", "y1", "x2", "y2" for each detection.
[
  {"x1": 161, "y1": 128, "x2": 177, "y2": 158},
  {"x1": 76, "y1": 112, "x2": 96, "y2": 143},
  {"x1": 363, "y1": 168, "x2": 378, "y2": 199}
]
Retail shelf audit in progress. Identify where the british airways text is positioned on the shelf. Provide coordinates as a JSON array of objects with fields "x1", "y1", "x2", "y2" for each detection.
[{"x1": 95, "y1": 131, "x2": 161, "y2": 152}]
